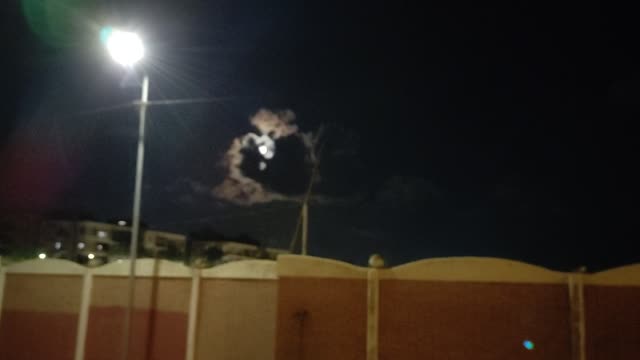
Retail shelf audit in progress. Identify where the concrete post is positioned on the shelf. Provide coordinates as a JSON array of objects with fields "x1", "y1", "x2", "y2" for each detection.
[
  {"x1": 0, "y1": 260, "x2": 5, "y2": 326},
  {"x1": 74, "y1": 268, "x2": 93, "y2": 360},
  {"x1": 568, "y1": 273, "x2": 586, "y2": 360},
  {"x1": 367, "y1": 254, "x2": 383, "y2": 360},
  {"x1": 185, "y1": 268, "x2": 201, "y2": 360}
]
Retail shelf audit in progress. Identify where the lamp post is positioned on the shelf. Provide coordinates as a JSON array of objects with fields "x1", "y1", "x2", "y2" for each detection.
[{"x1": 102, "y1": 27, "x2": 147, "y2": 360}]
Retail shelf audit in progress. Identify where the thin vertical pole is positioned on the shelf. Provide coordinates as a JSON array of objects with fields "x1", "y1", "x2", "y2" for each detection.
[
  {"x1": 301, "y1": 202, "x2": 308, "y2": 255},
  {"x1": 74, "y1": 269, "x2": 93, "y2": 360},
  {"x1": 185, "y1": 269, "x2": 201, "y2": 360},
  {"x1": 568, "y1": 274, "x2": 586, "y2": 360},
  {"x1": 288, "y1": 137, "x2": 323, "y2": 255},
  {"x1": 0, "y1": 260, "x2": 5, "y2": 326},
  {"x1": 122, "y1": 74, "x2": 149, "y2": 360},
  {"x1": 366, "y1": 268, "x2": 380, "y2": 360},
  {"x1": 577, "y1": 275, "x2": 586, "y2": 360}
]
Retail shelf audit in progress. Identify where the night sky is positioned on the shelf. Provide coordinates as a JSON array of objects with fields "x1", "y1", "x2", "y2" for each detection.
[{"x1": 1, "y1": 1, "x2": 638, "y2": 270}]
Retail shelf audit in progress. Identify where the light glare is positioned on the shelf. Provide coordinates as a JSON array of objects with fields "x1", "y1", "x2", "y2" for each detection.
[
  {"x1": 523, "y1": 340, "x2": 535, "y2": 350},
  {"x1": 104, "y1": 28, "x2": 144, "y2": 66},
  {"x1": 88, "y1": 253, "x2": 95, "y2": 260},
  {"x1": 38, "y1": 253, "x2": 46, "y2": 260}
]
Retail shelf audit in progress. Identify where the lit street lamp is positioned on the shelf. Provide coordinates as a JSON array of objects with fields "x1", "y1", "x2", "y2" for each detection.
[
  {"x1": 101, "y1": 27, "x2": 147, "y2": 360},
  {"x1": 104, "y1": 29, "x2": 145, "y2": 67}
]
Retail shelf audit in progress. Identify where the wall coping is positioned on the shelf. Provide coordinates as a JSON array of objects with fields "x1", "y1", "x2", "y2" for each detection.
[
  {"x1": 586, "y1": 263, "x2": 640, "y2": 286},
  {"x1": 278, "y1": 255, "x2": 571, "y2": 283},
  {"x1": 92, "y1": 258, "x2": 192, "y2": 278},
  {"x1": 201, "y1": 260, "x2": 277, "y2": 280},
  {"x1": 380, "y1": 257, "x2": 568, "y2": 284},
  {"x1": 2, "y1": 257, "x2": 639, "y2": 286},
  {"x1": 5, "y1": 259, "x2": 87, "y2": 275},
  {"x1": 278, "y1": 255, "x2": 369, "y2": 279}
]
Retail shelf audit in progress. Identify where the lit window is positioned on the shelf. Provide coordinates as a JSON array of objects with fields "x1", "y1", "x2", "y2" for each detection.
[
  {"x1": 97, "y1": 230, "x2": 107, "y2": 238},
  {"x1": 97, "y1": 244, "x2": 104, "y2": 251},
  {"x1": 77, "y1": 242, "x2": 85, "y2": 250},
  {"x1": 117, "y1": 220, "x2": 127, "y2": 226},
  {"x1": 54, "y1": 242, "x2": 62, "y2": 250}
]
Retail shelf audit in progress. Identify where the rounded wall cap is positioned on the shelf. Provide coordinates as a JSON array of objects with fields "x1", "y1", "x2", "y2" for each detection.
[{"x1": 369, "y1": 254, "x2": 385, "y2": 268}]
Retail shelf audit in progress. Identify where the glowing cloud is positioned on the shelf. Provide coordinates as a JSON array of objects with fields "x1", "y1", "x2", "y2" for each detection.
[{"x1": 213, "y1": 109, "x2": 317, "y2": 205}]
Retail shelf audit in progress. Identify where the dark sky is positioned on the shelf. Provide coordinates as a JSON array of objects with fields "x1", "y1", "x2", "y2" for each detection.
[{"x1": 1, "y1": 0, "x2": 638, "y2": 270}]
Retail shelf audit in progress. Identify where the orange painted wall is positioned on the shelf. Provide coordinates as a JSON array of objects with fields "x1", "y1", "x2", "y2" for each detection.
[
  {"x1": 275, "y1": 277, "x2": 367, "y2": 360},
  {"x1": 2, "y1": 258, "x2": 639, "y2": 360},
  {"x1": 195, "y1": 279, "x2": 277, "y2": 360},
  {"x1": 84, "y1": 307, "x2": 187, "y2": 360},
  {"x1": 585, "y1": 285, "x2": 640, "y2": 359},
  {"x1": 84, "y1": 276, "x2": 190, "y2": 360},
  {"x1": 0, "y1": 311, "x2": 79, "y2": 360},
  {"x1": 378, "y1": 280, "x2": 571, "y2": 359},
  {"x1": 0, "y1": 274, "x2": 82, "y2": 360}
]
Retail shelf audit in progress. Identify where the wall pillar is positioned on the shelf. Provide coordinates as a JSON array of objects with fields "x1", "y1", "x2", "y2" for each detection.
[
  {"x1": 366, "y1": 268, "x2": 379, "y2": 360},
  {"x1": 0, "y1": 261, "x2": 5, "y2": 325},
  {"x1": 568, "y1": 274, "x2": 586, "y2": 360},
  {"x1": 185, "y1": 268, "x2": 201, "y2": 360},
  {"x1": 74, "y1": 268, "x2": 93, "y2": 360}
]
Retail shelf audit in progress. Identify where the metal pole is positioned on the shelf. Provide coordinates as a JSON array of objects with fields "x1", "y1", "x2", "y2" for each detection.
[
  {"x1": 74, "y1": 269, "x2": 93, "y2": 360},
  {"x1": 185, "y1": 269, "x2": 201, "y2": 360},
  {"x1": 289, "y1": 139, "x2": 324, "y2": 255},
  {"x1": 0, "y1": 259, "x2": 6, "y2": 326},
  {"x1": 122, "y1": 74, "x2": 149, "y2": 360}
]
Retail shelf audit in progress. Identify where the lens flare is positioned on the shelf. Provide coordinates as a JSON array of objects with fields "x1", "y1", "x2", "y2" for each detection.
[
  {"x1": 21, "y1": 0, "x2": 83, "y2": 46},
  {"x1": 100, "y1": 27, "x2": 112, "y2": 44}
]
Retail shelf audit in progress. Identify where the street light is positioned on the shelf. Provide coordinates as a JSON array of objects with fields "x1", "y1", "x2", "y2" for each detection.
[
  {"x1": 104, "y1": 29, "x2": 144, "y2": 66},
  {"x1": 101, "y1": 26, "x2": 148, "y2": 360}
]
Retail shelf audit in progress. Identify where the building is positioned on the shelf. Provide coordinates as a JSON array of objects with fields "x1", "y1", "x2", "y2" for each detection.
[
  {"x1": 40, "y1": 220, "x2": 135, "y2": 266},
  {"x1": 39, "y1": 220, "x2": 188, "y2": 266},
  {"x1": 186, "y1": 232, "x2": 290, "y2": 267},
  {"x1": 215, "y1": 241, "x2": 290, "y2": 263},
  {"x1": 0, "y1": 212, "x2": 43, "y2": 258},
  {"x1": 38, "y1": 220, "x2": 287, "y2": 267},
  {"x1": 38, "y1": 220, "x2": 77, "y2": 260},
  {"x1": 143, "y1": 230, "x2": 186, "y2": 259}
]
